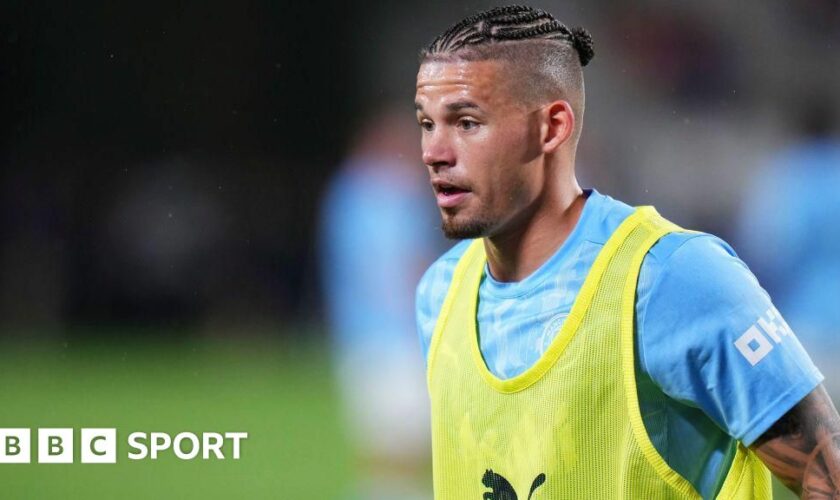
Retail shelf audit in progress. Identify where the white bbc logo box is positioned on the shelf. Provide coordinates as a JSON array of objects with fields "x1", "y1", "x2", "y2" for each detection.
[
  {"x1": 80, "y1": 428, "x2": 116, "y2": 463},
  {"x1": 38, "y1": 428, "x2": 73, "y2": 463},
  {"x1": 0, "y1": 428, "x2": 116, "y2": 464},
  {"x1": 0, "y1": 429, "x2": 30, "y2": 463}
]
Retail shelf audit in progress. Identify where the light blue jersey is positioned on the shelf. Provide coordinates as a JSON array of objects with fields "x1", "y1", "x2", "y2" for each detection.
[{"x1": 416, "y1": 189, "x2": 823, "y2": 498}]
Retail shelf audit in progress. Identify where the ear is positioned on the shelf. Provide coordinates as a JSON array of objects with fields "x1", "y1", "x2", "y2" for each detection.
[{"x1": 541, "y1": 100, "x2": 575, "y2": 154}]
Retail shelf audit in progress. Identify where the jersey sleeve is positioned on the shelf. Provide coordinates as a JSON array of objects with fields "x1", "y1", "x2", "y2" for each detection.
[{"x1": 636, "y1": 233, "x2": 824, "y2": 446}]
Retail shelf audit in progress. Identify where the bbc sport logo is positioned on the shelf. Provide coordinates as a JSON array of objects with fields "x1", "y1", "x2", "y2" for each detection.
[{"x1": 0, "y1": 428, "x2": 248, "y2": 464}]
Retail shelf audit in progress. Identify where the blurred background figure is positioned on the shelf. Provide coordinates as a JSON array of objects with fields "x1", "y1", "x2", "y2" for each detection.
[
  {"x1": 736, "y1": 94, "x2": 840, "y2": 396},
  {"x1": 319, "y1": 105, "x2": 443, "y2": 499}
]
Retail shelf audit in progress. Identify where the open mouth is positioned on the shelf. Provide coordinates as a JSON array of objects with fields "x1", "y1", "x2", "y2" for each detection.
[
  {"x1": 433, "y1": 180, "x2": 471, "y2": 208},
  {"x1": 439, "y1": 185, "x2": 468, "y2": 196}
]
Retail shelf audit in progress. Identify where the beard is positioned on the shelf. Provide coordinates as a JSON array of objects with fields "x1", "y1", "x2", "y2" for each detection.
[{"x1": 440, "y1": 211, "x2": 496, "y2": 240}]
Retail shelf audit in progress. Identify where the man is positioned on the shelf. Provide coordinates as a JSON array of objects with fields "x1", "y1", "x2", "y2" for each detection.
[{"x1": 413, "y1": 5, "x2": 840, "y2": 499}]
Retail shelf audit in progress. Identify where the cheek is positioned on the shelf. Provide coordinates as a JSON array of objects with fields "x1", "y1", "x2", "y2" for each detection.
[
  {"x1": 491, "y1": 119, "x2": 533, "y2": 161},
  {"x1": 490, "y1": 130, "x2": 543, "y2": 206},
  {"x1": 459, "y1": 121, "x2": 534, "y2": 202},
  {"x1": 470, "y1": 125, "x2": 527, "y2": 170},
  {"x1": 488, "y1": 124, "x2": 534, "y2": 178}
]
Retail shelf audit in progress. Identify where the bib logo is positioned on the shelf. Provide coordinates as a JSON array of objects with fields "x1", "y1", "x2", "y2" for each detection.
[{"x1": 482, "y1": 469, "x2": 546, "y2": 500}]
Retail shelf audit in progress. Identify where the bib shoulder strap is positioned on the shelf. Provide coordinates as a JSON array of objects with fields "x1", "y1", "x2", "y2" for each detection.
[{"x1": 427, "y1": 239, "x2": 484, "y2": 386}]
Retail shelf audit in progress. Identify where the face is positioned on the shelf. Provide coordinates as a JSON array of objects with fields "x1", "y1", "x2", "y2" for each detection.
[{"x1": 415, "y1": 59, "x2": 546, "y2": 240}]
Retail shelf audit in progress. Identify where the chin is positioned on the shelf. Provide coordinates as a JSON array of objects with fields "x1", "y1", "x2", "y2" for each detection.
[{"x1": 441, "y1": 213, "x2": 493, "y2": 240}]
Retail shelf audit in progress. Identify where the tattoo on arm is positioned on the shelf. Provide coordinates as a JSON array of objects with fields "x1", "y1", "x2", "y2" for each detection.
[{"x1": 752, "y1": 385, "x2": 840, "y2": 498}]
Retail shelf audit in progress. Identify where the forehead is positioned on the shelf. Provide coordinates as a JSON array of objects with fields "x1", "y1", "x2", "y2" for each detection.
[{"x1": 415, "y1": 59, "x2": 511, "y2": 109}]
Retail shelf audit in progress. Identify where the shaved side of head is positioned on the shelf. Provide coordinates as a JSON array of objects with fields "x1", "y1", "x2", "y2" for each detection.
[{"x1": 419, "y1": 5, "x2": 594, "y2": 141}]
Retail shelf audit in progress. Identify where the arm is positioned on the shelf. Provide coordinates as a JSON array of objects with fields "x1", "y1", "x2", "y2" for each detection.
[{"x1": 752, "y1": 385, "x2": 840, "y2": 498}]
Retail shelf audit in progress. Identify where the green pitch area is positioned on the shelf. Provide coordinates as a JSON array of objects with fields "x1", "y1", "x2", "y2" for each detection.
[
  {"x1": 0, "y1": 332, "x2": 797, "y2": 499},
  {"x1": 0, "y1": 334, "x2": 353, "y2": 499}
]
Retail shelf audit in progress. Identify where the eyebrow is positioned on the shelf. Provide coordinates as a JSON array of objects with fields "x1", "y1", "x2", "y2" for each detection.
[
  {"x1": 446, "y1": 100, "x2": 481, "y2": 112},
  {"x1": 414, "y1": 100, "x2": 482, "y2": 112}
]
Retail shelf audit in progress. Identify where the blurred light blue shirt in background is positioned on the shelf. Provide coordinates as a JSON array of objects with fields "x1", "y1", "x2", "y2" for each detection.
[
  {"x1": 737, "y1": 140, "x2": 840, "y2": 387},
  {"x1": 321, "y1": 155, "x2": 443, "y2": 499},
  {"x1": 322, "y1": 157, "x2": 440, "y2": 357}
]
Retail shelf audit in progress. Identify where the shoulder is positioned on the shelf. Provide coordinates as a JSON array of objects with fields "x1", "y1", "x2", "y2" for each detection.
[
  {"x1": 415, "y1": 240, "x2": 473, "y2": 360},
  {"x1": 636, "y1": 230, "x2": 751, "y2": 374},
  {"x1": 417, "y1": 240, "x2": 472, "y2": 296},
  {"x1": 644, "y1": 231, "x2": 745, "y2": 288},
  {"x1": 637, "y1": 229, "x2": 765, "y2": 363},
  {"x1": 637, "y1": 228, "x2": 823, "y2": 444},
  {"x1": 580, "y1": 190, "x2": 635, "y2": 245},
  {"x1": 639, "y1": 230, "x2": 769, "y2": 334}
]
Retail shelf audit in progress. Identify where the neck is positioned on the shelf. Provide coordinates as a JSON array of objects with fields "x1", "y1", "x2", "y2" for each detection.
[{"x1": 484, "y1": 177, "x2": 586, "y2": 282}]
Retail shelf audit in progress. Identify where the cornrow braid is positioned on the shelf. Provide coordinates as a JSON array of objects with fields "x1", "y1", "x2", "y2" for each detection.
[{"x1": 423, "y1": 5, "x2": 594, "y2": 67}]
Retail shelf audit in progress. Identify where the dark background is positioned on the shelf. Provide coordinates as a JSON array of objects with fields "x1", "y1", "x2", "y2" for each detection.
[
  {"x1": 3, "y1": 1, "x2": 839, "y2": 338},
  {"x1": 2, "y1": 1, "x2": 362, "y2": 332}
]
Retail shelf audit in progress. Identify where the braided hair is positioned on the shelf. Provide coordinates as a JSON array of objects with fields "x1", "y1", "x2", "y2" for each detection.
[{"x1": 421, "y1": 5, "x2": 594, "y2": 67}]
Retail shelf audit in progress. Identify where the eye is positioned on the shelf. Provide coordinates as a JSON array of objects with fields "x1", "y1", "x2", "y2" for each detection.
[
  {"x1": 419, "y1": 119, "x2": 434, "y2": 132},
  {"x1": 458, "y1": 118, "x2": 480, "y2": 131}
]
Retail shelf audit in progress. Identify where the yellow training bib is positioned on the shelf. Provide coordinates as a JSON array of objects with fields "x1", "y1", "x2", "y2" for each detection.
[{"x1": 427, "y1": 206, "x2": 771, "y2": 499}]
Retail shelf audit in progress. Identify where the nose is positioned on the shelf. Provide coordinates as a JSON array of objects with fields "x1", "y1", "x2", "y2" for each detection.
[{"x1": 422, "y1": 129, "x2": 456, "y2": 171}]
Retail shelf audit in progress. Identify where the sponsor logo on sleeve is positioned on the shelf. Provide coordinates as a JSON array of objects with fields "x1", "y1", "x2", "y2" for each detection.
[{"x1": 734, "y1": 307, "x2": 796, "y2": 366}]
